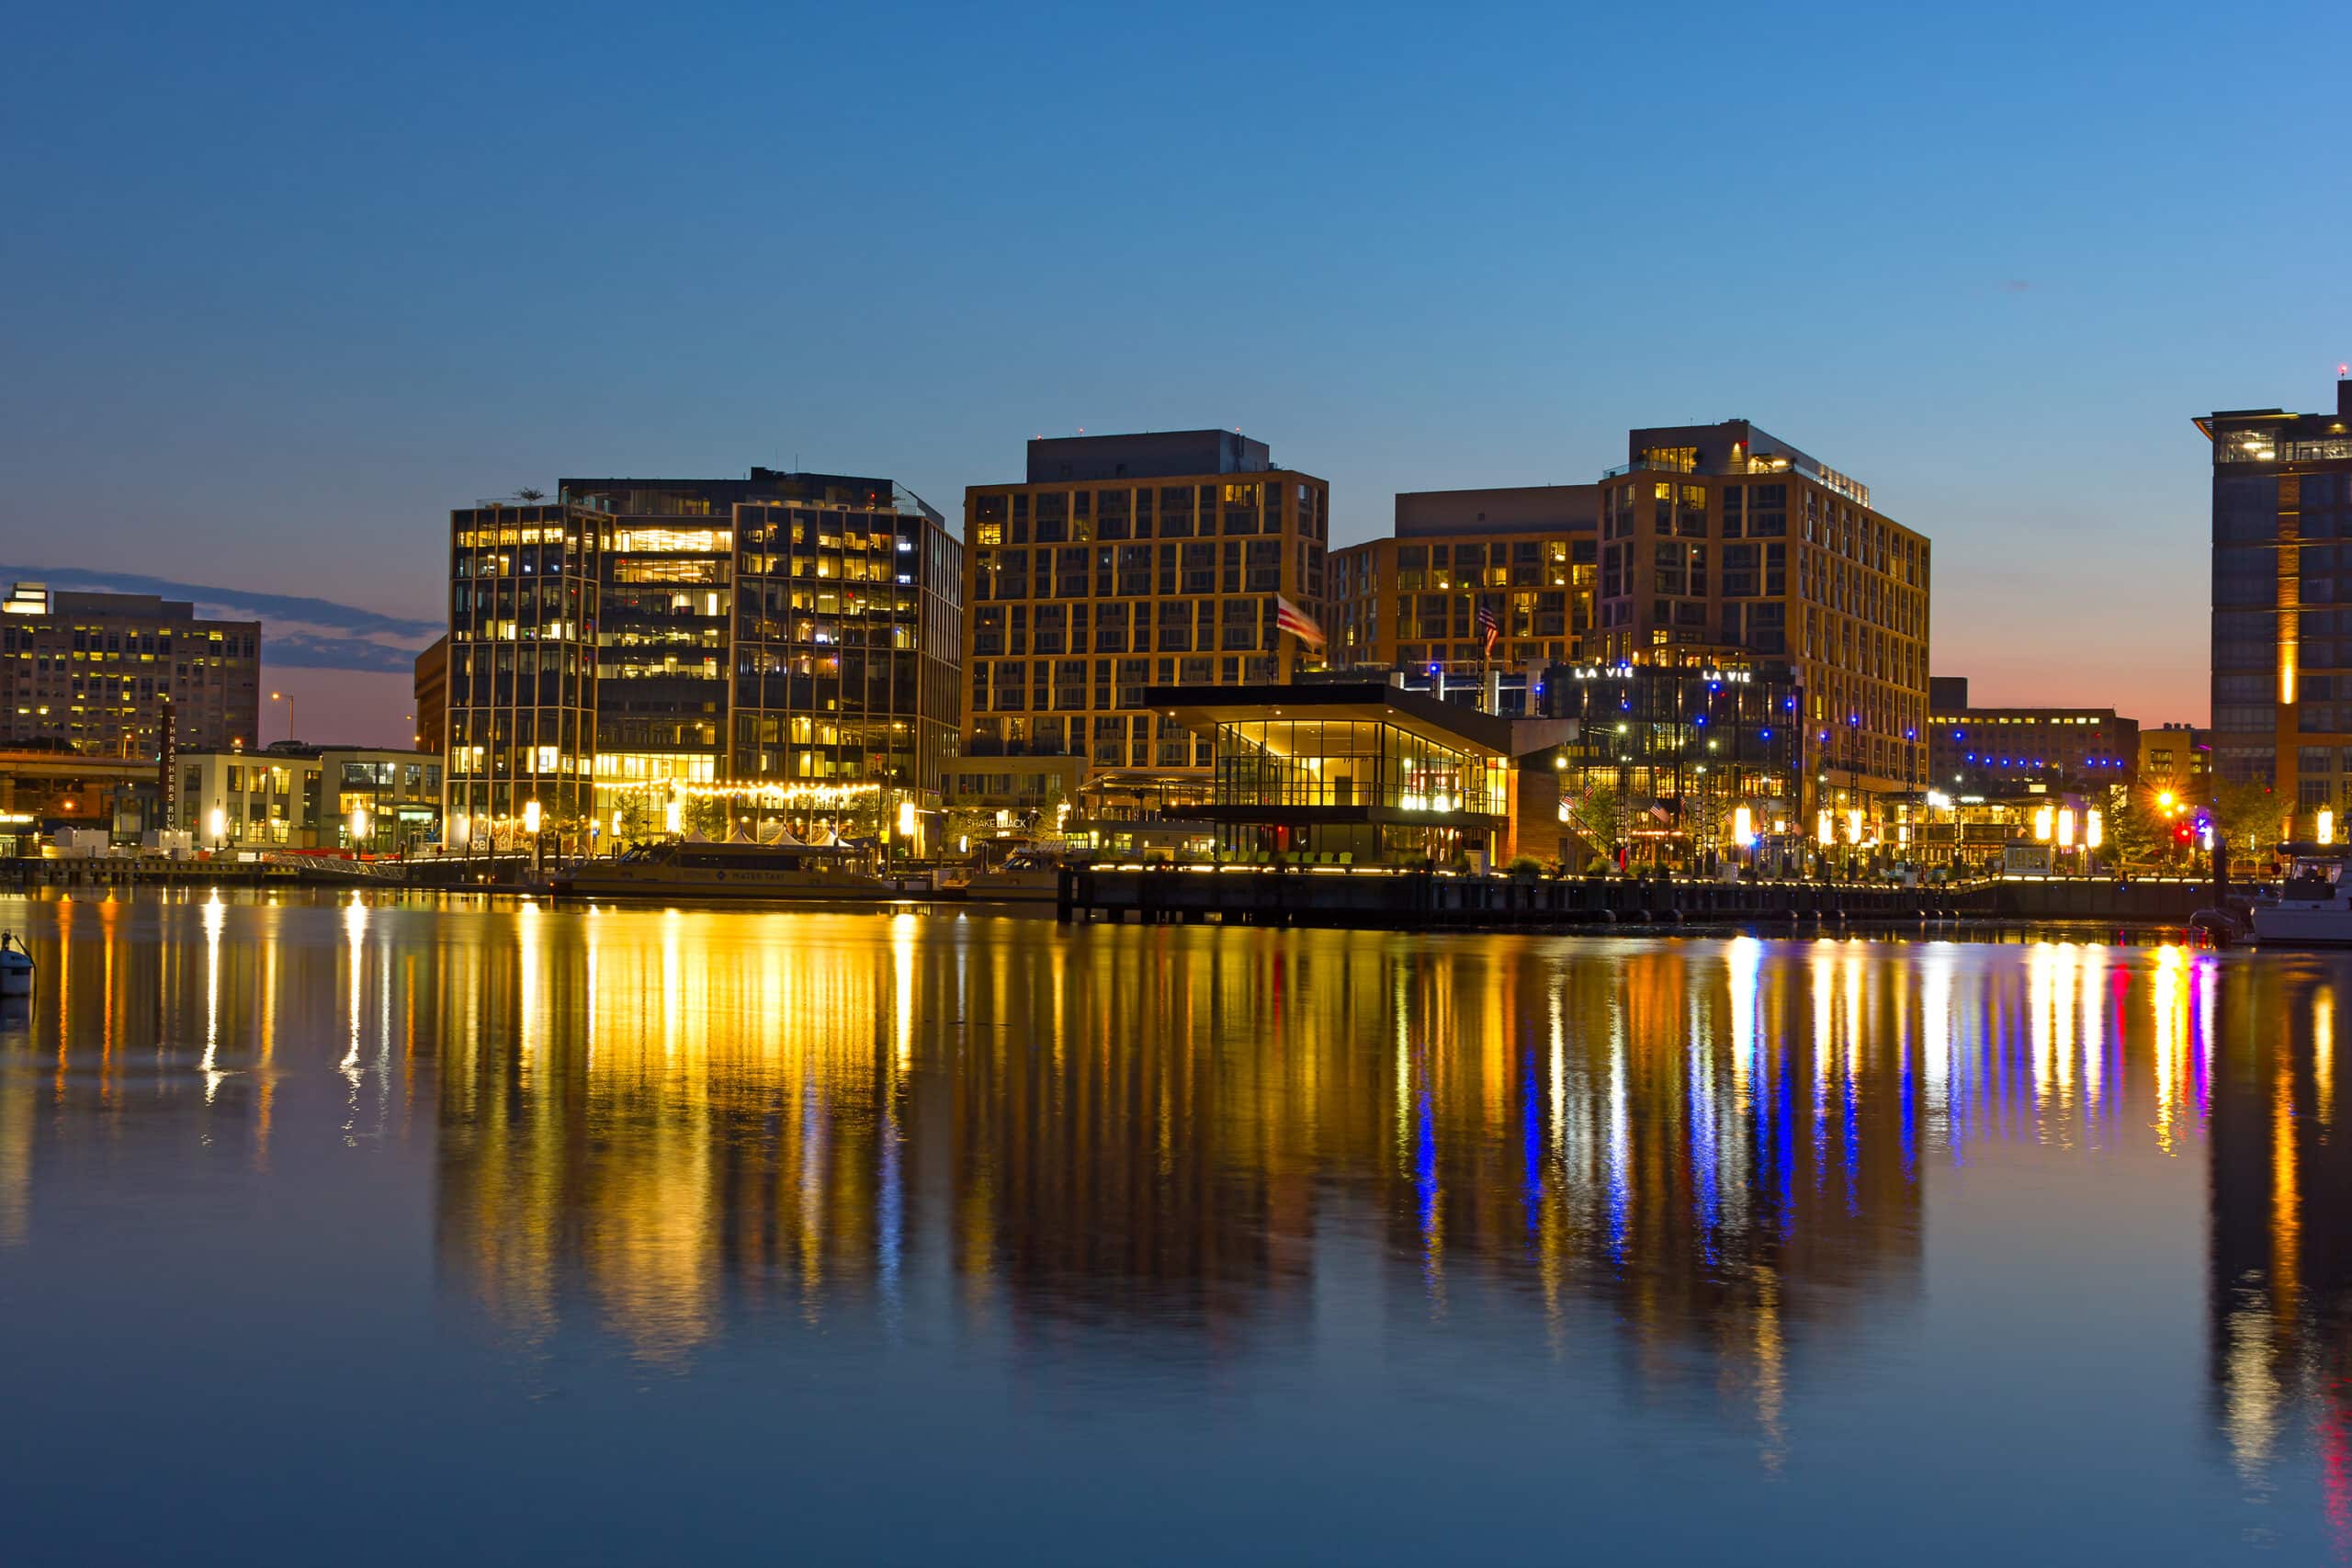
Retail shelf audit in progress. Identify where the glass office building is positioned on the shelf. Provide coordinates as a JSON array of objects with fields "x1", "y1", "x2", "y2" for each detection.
[
  {"x1": 442, "y1": 501, "x2": 605, "y2": 851},
  {"x1": 1543, "y1": 660, "x2": 1803, "y2": 871},
  {"x1": 729, "y1": 491, "x2": 963, "y2": 844},
  {"x1": 2198, "y1": 378, "x2": 2352, "y2": 834}
]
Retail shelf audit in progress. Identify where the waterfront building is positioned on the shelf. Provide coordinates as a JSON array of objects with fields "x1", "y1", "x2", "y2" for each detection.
[
  {"x1": 1589, "y1": 421, "x2": 1931, "y2": 828},
  {"x1": 959, "y1": 431, "x2": 1329, "y2": 824},
  {"x1": 1904, "y1": 787, "x2": 2108, "y2": 875},
  {"x1": 1925, "y1": 676, "x2": 2139, "y2": 795},
  {"x1": 442, "y1": 500, "x2": 604, "y2": 852},
  {"x1": 413, "y1": 635, "x2": 447, "y2": 752},
  {"x1": 1146, "y1": 676, "x2": 1574, "y2": 865},
  {"x1": 2197, "y1": 376, "x2": 2352, "y2": 833},
  {"x1": 1326, "y1": 484, "x2": 1600, "y2": 672},
  {"x1": 1542, "y1": 659, "x2": 1805, "y2": 872},
  {"x1": 177, "y1": 743, "x2": 443, "y2": 853},
  {"x1": 0, "y1": 581, "x2": 259, "y2": 757},
  {"x1": 556, "y1": 470, "x2": 960, "y2": 851}
]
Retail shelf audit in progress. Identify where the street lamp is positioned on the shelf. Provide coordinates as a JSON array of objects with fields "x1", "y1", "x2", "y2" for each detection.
[
  {"x1": 349, "y1": 804, "x2": 369, "y2": 856},
  {"x1": 269, "y1": 691, "x2": 294, "y2": 744}
]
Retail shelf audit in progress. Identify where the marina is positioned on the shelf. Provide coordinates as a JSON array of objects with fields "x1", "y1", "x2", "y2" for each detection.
[{"x1": 0, "y1": 889, "x2": 2346, "y2": 1562}]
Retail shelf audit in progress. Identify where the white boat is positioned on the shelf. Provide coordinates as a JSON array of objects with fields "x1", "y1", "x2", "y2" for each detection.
[
  {"x1": 2250, "y1": 848, "x2": 2352, "y2": 947},
  {"x1": 553, "y1": 840, "x2": 891, "y2": 902},
  {"x1": 0, "y1": 933, "x2": 32, "y2": 998},
  {"x1": 961, "y1": 850, "x2": 1080, "y2": 904}
]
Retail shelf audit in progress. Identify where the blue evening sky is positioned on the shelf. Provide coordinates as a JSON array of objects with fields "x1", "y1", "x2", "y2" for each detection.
[{"x1": 2, "y1": 0, "x2": 2343, "y2": 731}]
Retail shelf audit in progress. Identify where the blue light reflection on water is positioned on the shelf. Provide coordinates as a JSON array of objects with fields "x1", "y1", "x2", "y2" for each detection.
[{"x1": 0, "y1": 893, "x2": 2346, "y2": 1564}]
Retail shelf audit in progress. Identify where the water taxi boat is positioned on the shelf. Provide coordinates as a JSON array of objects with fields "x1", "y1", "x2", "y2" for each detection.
[
  {"x1": 2250, "y1": 844, "x2": 2352, "y2": 947},
  {"x1": 553, "y1": 838, "x2": 890, "y2": 903}
]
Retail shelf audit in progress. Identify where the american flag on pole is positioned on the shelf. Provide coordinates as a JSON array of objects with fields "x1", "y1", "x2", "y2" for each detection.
[
  {"x1": 1477, "y1": 601, "x2": 1498, "y2": 657},
  {"x1": 1276, "y1": 594, "x2": 1325, "y2": 649}
]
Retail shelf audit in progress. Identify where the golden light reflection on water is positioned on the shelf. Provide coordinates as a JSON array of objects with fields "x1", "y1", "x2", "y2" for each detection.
[{"x1": 11, "y1": 896, "x2": 2352, "y2": 1529}]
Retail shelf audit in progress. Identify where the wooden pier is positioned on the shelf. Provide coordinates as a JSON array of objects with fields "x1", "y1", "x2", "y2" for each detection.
[{"x1": 1056, "y1": 865, "x2": 2222, "y2": 931}]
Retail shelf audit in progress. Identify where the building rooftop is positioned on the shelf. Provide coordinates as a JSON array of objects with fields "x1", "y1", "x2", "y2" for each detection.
[
  {"x1": 1393, "y1": 484, "x2": 1600, "y2": 538},
  {"x1": 1610, "y1": 419, "x2": 1871, "y2": 508},
  {"x1": 2194, "y1": 378, "x2": 2352, "y2": 458},
  {"x1": 560, "y1": 470, "x2": 940, "y2": 523},
  {"x1": 5, "y1": 581, "x2": 252, "y2": 624},
  {"x1": 1020, "y1": 430, "x2": 1288, "y2": 484}
]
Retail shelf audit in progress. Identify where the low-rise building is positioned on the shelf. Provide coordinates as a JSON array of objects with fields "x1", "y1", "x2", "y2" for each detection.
[
  {"x1": 1145, "y1": 677, "x2": 1573, "y2": 866},
  {"x1": 1903, "y1": 788, "x2": 2109, "y2": 876},
  {"x1": 177, "y1": 743, "x2": 442, "y2": 853},
  {"x1": 1926, "y1": 676, "x2": 2139, "y2": 795}
]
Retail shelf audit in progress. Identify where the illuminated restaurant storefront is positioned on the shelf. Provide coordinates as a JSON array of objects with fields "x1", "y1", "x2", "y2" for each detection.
[{"x1": 1148, "y1": 682, "x2": 1523, "y2": 864}]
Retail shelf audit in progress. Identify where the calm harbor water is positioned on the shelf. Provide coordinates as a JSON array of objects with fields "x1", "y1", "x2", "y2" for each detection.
[{"x1": 0, "y1": 891, "x2": 2344, "y2": 1562}]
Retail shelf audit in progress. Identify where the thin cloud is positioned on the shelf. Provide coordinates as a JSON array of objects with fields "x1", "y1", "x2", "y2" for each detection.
[{"x1": 0, "y1": 563, "x2": 439, "y2": 674}]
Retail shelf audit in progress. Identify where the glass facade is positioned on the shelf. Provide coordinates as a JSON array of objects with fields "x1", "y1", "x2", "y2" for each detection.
[
  {"x1": 593, "y1": 520, "x2": 732, "y2": 806},
  {"x1": 552, "y1": 472, "x2": 961, "y2": 841},
  {"x1": 443, "y1": 502, "x2": 604, "y2": 850},
  {"x1": 1213, "y1": 718, "x2": 1506, "y2": 817},
  {"x1": 1545, "y1": 662, "x2": 1802, "y2": 869},
  {"x1": 2202, "y1": 390, "x2": 2352, "y2": 810},
  {"x1": 729, "y1": 500, "x2": 963, "y2": 815}
]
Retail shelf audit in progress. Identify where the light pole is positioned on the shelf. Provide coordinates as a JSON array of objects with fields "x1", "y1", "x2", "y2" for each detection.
[{"x1": 270, "y1": 691, "x2": 294, "y2": 745}]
